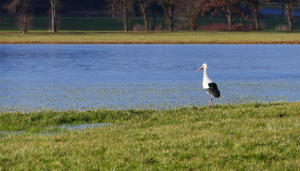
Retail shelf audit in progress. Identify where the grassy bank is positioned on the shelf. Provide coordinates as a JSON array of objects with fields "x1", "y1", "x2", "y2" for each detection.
[
  {"x1": 1, "y1": 102, "x2": 300, "y2": 170},
  {"x1": 1, "y1": 31, "x2": 300, "y2": 44}
]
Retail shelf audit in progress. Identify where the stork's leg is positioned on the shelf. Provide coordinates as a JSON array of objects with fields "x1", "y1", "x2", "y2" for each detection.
[{"x1": 209, "y1": 97, "x2": 212, "y2": 108}]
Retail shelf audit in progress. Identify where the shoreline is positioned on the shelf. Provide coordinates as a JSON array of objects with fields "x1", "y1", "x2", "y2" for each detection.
[
  {"x1": 0, "y1": 101, "x2": 295, "y2": 114},
  {"x1": 1, "y1": 31, "x2": 300, "y2": 44},
  {"x1": 0, "y1": 102, "x2": 297, "y2": 130},
  {"x1": 1, "y1": 40, "x2": 300, "y2": 44}
]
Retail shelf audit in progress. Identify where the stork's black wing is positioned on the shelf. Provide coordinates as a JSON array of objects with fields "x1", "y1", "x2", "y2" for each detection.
[{"x1": 208, "y1": 83, "x2": 220, "y2": 98}]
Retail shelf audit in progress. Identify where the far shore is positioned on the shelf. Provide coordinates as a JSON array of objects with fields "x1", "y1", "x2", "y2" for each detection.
[
  {"x1": 1, "y1": 31, "x2": 300, "y2": 44},
  {"x1": 2, "y1": 41, "x2": 300, "y2": 44}
]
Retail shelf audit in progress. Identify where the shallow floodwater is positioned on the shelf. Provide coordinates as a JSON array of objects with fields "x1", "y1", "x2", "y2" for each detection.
[
  {"x1": 0, "y1": 123, "x2": 110, "y2": 138},
  {"x1": 0, "y1": 44, "x2": 299, "y2": 111}
]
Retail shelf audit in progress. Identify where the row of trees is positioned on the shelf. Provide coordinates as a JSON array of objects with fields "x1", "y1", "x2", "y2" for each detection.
[
  {"x1": 1, "y1": 0, "x2": 298, "y2": 33},
  {"x1": 3, "y1": 0, "x2": 59, "y2": 33}
]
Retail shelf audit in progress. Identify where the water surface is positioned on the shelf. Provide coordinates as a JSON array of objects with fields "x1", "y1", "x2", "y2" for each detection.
[
  {"x1": 0, "y1": 44, "x2": 299, "y2": 111},
  {"x1": 0, "y1": 123, "x2": 110, "y2": 138}
]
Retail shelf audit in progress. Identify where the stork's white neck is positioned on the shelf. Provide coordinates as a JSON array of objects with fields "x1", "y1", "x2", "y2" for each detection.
[
  {"x1": 202, "y1": 68, "x2": 212, "y2": 89},
  {"x1": 203, "y1": 68, "x2": 210, "y2": 80}
]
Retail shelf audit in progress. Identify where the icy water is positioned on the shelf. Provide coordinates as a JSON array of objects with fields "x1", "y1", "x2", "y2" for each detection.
[{"x1": 0, "y1": 44, "x2": 299, "y2": 112}]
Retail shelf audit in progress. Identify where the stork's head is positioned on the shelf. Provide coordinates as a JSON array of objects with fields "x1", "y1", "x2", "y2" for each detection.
[{"x1": 196, "y1": 63, "x2": 207, "y2": 72}]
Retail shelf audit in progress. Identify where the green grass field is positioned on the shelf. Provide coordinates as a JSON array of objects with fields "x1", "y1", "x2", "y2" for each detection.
[{"x1": 1, "y1": 102, "x2": 300, "y2": 170}]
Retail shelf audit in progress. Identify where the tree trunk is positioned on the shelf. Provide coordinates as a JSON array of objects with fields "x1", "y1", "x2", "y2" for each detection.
[
  {"x1": 286, "y1": 1, "x2": 293, "y2": 32},
  {"x1": 112, "y1": 0, "x2": 116, "y2": 17},
  {"x1": 22, "y1": 0, "x2": 28, "y2": 34},
  {"x1": 161, "y1": 0, "x2": 174, "y2": 32},
  {"x1": 139, "y1": 0, "x2": 149, "y2": 32},
  {"x1": 168, "y1": 5, "x2": 174, "y2": 31},
  {"x1": 123, "y1": 0, "x2": 128, "y2": 32},
  {"x1": 253, "y1": 7, "x2": 260, "y2": 31},
  {"x1": 142, "y1": 9, "x2": 149, "y2": 32},
  {"x1": 226, "y1": 3, "x2": 232, "y2": 31},
  {"x1": 191, "y1": 15, "x2": 197, "y2": 31},
  {"x1": 50, "y1": 0, "x2": 57, "y2": 32},
  {"x1": 151, "y1": 8, "x2": 156, "y2": 31}
]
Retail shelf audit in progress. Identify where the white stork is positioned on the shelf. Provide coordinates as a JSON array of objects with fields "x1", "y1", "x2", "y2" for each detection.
[{"x1": 196, "y1": 63, "x2": 220, "y2": 107}]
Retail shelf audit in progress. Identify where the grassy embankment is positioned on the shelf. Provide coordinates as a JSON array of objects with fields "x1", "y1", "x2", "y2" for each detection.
[
  {"x1": 1, "y1": 31, "x2": 300, "y2": 44},
  {"x1": 1, "y1": 102, "x2": 300, "y2": 170}
]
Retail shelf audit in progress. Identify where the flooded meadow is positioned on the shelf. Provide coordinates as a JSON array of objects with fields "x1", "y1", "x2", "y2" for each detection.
[{"x1": 0, "y1": 44, "x2": 299, "y2": 111}]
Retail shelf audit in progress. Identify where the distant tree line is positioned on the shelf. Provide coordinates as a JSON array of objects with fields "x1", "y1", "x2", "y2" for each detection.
[{"x1": 0, "y1": 0, "x2": 298, "y2": 33}]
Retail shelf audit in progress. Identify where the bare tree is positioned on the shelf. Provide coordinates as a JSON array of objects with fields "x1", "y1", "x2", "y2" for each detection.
[
  {"x1": 271, "y1": 0, "x2": 295, "y2": 32},
  {"x1": 223, "y1": 0, "x2": 234, "y2": 31},
  {"x1": 6, "y1": 0, "x2": 30, "y2": 33},
  {"x1": 246, "y1": 0, "x2": 261, "y2": 31},
  {"x1": 123, "y1": 0, "x2": 128, "y2": 32},
  {"x1": 283, "y1": 0, "x2": 293, "y2": 32},
  {"x1": 137, "y1": 0, "x2": 151, "y2": 32},
  {"x1": 148, "y1": 2, "x2": 162, "y2": 31},
  {"x1": 50, "y1": 0, "x2": 57, "y2": 32},
  {"x1": 107, "y1": 0, "x2": 132, "y2": 32},
  {"x1": 161, "y1": 0, "x2": 175, "y2": 31},
  {"x1": 178, "y1": 0, "x2": 205, "y2": 31},
  {"x1": 112, "y1": 0, "x2": 116, "y2": 17},
  {"x1": 22, "y1": 0, "x2": 28, "y2": 33},
  {"x1": 206, "y1": 0, "x2": 239, "y2": 31}
]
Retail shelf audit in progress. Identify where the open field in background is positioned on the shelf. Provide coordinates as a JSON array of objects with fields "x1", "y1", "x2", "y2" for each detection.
[
  {"x1": 1, "y1": 102, "x2": 300, "y2": 169},
  {"x1": 1, "y1": 31, "x2": 300, "y2": 44}
]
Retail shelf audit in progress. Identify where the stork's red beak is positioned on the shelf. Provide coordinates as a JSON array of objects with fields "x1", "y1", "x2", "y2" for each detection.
[{"x1": 196, "y1": 66, "x2": 203, "y2": 72}]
